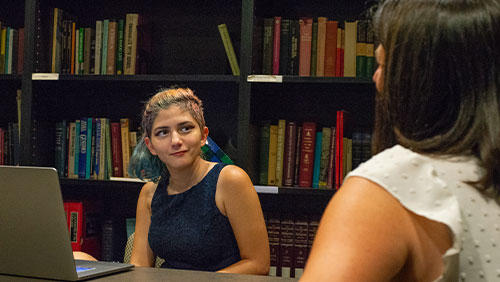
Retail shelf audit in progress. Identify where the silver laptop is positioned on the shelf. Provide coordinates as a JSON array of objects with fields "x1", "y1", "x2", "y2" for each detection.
[{"x1": 0, "y1": 166, "x2": 134, "y2": 281}]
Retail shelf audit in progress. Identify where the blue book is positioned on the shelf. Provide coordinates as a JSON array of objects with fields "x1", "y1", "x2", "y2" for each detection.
[
  {"x1": 94, "y1": 118, "x2": 101, "y2": 178},
  {"x1": 205, "y1": 136, "x2": 233, "y2": 164},
  {"x1": 78, "y1": 118, "x2": 87, "y2": 178},
  {"x1": 85, "y1": 118, "x2": 93, "y2": 179},
  {"x1": 54, "y1": 120, "x2": 67, "y2": 177},
  {"x1": 312, "y1": 131, "x2": 323, "y2": 188},
  {"x1": 74, "y1": 120, "x2": 80, "y2": 175}
]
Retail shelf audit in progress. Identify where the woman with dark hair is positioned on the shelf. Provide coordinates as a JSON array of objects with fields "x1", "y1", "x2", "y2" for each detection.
[
  {"x1": 126, "y1": 87, "x2": 270, "y2": 274},
  {"x1": 300, "y1": 0, "x2": 500, "y2": 281}
]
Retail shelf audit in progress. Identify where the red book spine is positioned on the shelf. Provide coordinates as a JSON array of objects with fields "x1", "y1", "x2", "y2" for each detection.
[
  {"x1": 111, "y1": 122, "x2": 123, "y2": 177},
  {"x1": 326, "y1": 126, "x2": 336, "y2": 189},
  {"x1": 280, "y1": 215, "x2": 295, "y2": 278},
  {"x1": 298, "y1": 18, "x2": 312, "y2": 76},
  {"x1": 299, "y1": 122, "x2": 317, "y2": 187},
  {"x1": 69, "y1": 202, "x2": 83, "y2": 251},
  {"x1": 324, "y1": 21, "x2": 338, "y2": 77},
  {"x1": 293, "y1": 126, "x2": 302, "y2": 186},
  {"x1": 282, "y1": 121, "x2": 297, "y2": 186},
  {"x1": 272, "y1": 17, "x2": 281, "y2": 75}
]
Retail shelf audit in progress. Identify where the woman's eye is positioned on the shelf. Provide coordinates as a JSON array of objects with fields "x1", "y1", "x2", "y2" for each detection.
[
  {"x1": 156, "y1": 129, "x2": 169, "y2": 137},
  {"x1": 180, "y1": 126, "x2": 193, "y2": 133}
]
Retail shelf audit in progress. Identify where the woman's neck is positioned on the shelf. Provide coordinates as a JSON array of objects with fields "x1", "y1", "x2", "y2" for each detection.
[{"x1": 167, "y1": 158, "x2": 211, "y2": 195}]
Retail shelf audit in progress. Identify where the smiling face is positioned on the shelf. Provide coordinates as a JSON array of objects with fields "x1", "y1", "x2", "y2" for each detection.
[{"x1": 144, "y1": 105, "x2": 208, "y2": 171}]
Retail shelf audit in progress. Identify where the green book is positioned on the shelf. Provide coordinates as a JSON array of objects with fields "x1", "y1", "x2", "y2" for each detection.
[
  {"x1": 310, "y1": 21, "x2": 318, "y2": 77},
  {"x1": 78, "y1": 27, "x2": 84, "y2": 74},
  {"x1": 259, "y1": 121, "x2": 270, "y2": 185},
  {"x1": 101, "y1": 20, "x2": 109, "y2": 75},
  {"x1": 116, "y1": 19, "x2": 124, "y2": 74}
]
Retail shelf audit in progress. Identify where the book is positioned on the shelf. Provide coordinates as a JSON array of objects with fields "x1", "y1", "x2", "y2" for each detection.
[
  {"x1": 310, "y1": 20, "x2": 318, "y2": 77},
  {"x1": 365, "y1": 21, "x2": 375, "y2": 78},
  {"x1": 123, "y1": 14, "x2": 139, "y2": 75},
  {"x1": 275, "y1": 119, "x2": 286, "y2": 186},
  {"x1": 217, "y1": 23, "x2": 240, "y2": 76},
  {"x1": 86, "y1": 118, "x2": 93, "y2": 179},
  {"x1": 101, "y1": 219, "x2": 114, "y2": 261},
  {"x1": 262, "y1": 18, "x2": 274, "y2": 75},
  {"x1": 356, "y1": 20, "x2": 367, "y2": 78},
  {"x1": 116, "y1": 19, "x2": 125, "y2": 74},
  {"x1": 293, "y1": 216, "x2": 308, "y2": 279},
  {"x1": 106, "y1": 20, "x2": 117, "y2": 74},
  {"x1": 298, "y1": 18, "x2": 312, "y2": 76},
  {"x1": 68, "y1": 122, "x2": 77, "y2": 178},
  {"x1": 70, "y1": 22, "x2": 76, "y2": 74},
  {"x1": 78, "y1": 27, "x2": 84, "y2": 74},
  {"x1": 267, "y1": 214, "x2": 281, "y2": 277},
  {"x1": 293, "y1": 126, "x2": 302, "y2": 186},
  {"x1": 120, "y1": 118, "x2": 131, "y2": 177},
  {"x1": 324, "y1": 21, "x2": 338, "y2": 77},
  {"x1": 343, "y1": 21, "x2": 357, "y2": 77},
  {"x1": 311, "y1": 131, "x2": 322, "y2": 188},
  {"x1": 267, "y1": 124, "x2": 278, "y2": 186},
  {"x1": 105, "y1": 119, "x2": 113, "y2": 179},
  {"x1": 74, "y1": 29, "x2": 79, "y2": 74},
  {"x1": 67, "y1": 200, "x2": 103, "y2": 260},
  {"x1": 0, "y1": 27, "x2": 6, "y2": 74},
  {"x1": 351, "y1": 131, "x2": 363, "y2": 170},
  {"x1": 279, "y1": 19, "x2": 291, "y2": 75},
  {"x1": 335, "y1": 27, "x2": 343, "y2": 77},
  {"x1": 289, "y1": 19, "x2": 300, "y2": 75},
  {"x1": 315, "y1": 17, "x2": 327, "y2": 77},
  {"x1": 83, "y1": 27, "x2": 94, "y2": 74},
  {"x1": 110, "y1": 122, "x2": 123, "y2": 177},
  {"x1": 326, "y1": 126, "x2": 336, "y2": 189},
  {"x1": 74, "y1": 120, "x2": 80, "y2": 176},
  {"x1": 54, "y1": 120, "x2": 68, "y2": 177},
  {"x1": 318, "y1": 127, "x2": 332, "y2": 188},
  {"x1": 280, "y1": 215, "x2": 294, "y2": 278},
  {"x1": 258, "y1": 121, "x2": 270, "y2": 185},
  {"x1": 282, "y1": 121, "x2": 297, "y2": 186},
  {"x1": 78, "y1": 118, "x2": 88, "y2": 178},
  {"x1": 298, "y1": 122, "x2": 316, "y2": 187},
  {"x1": 272, "y1": 17, "x2": 281, "y2": 75},
  {"x1": 101, "y1": 19, "x2": 109, "y2": 75},
  {"x1": 204, "y1": 136, "x2": 234, "y2": 164},
  {"x1": 94, "y1": 20, "x2": 103, "y2": 75}
]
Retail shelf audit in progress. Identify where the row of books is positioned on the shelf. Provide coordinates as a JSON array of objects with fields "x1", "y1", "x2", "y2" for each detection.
[
  {"x1": 54, "y1": 118, "x2": 139, "y2": 180},
  {"x1": 265, "y1": 213, "x2": 321, "y2": 278},
  {"x1": 255, "y1": 17, "x2": 374, "y2": 78},
  {"x1": 258, "y1": 111, "x2": 372, "y2": 189},
  {"x1": 47, "y1": 8, "x2": 150, "y2": 75},
  {"x1": 0, "y1": 22, "x2": 24, "y2": 75},
  {"x1": 0, "y1": 122, "x2": 20, "y2": 165}
]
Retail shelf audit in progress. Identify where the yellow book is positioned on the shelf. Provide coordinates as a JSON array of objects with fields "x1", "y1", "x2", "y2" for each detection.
[
  {"x1": 275, "y1": 119, "x2": 286, "y2": 186},
  {"x1": 217, "y1": 23, "x2": 240, "y2": 76},
  {"x1": 318, "y1": 127, "x2": 331, "y2": 188},
  {"x1": 316, "y1": 17, "x2": 327, "y2": 76},
  {"x1": 343, "y1": 21, "x2": 358, "y2": 77},
  {"x1": 267, "y1": 125, "x2": 278, "y2": 185},
  {"x1": 120, "y1": 118, "x2": 131, "y2": 177},
  {"x1": 0, "y1": 27, "x2": 6, "y2": 74}
]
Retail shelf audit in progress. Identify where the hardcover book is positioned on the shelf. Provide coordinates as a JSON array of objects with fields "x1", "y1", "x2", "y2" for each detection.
[
  {"x1": 218, "y1": 24, "x2": 240, "y2": 76},
  {"x1": 298, "y1": 18, "x2": 312, "y2": 76},
  {"x1": 298, "y1": 122, "x2": 316, "y2": 187},
  {"x1": 272, "y1": 17, "x2": 281, "y2": 75}
]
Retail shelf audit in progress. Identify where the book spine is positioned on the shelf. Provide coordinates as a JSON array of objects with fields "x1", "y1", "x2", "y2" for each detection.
[
  {"x1": 78, "y1": 27, "x2": 84, "y2": 74},
  {"x1": 83, "y1": 28, "x2": 92, "y2": 74},
  {"x1": 267, "y1": 214, "x2": 281, "y2": 277},
  {"x1": 267, "y1": 124, "x2": 278, "y2": 185},
  {"x1": 279, "y1": 19, "x2": 290, "y2": 75},
  {"x1": 74, "y1": 29, "x2": 79, "y2": 74},
  {"x1": 262, "y1": 18, "x2": 274, "y2": 75},
  {"x1": 298, "y1": 122, "x2": 316, "y2": 187},
  {"x1": 217, "y1": 23, "x2": 240, "y2": 76},
  {"x1": 318, "y1": 127, "x2": 332, "y2": 188},
  {"x1": 120, "y1": 118, "x2": 131, "y2": 177},
  {"x1": 282, "y1": 121, "x2": 297, "y2": 186},
  {"x1": 124, "y1": 14, "x2": 138, "y2": 75},
  {"x1": 293, "y1": 216, "x2": 308, "y2": 279},
  {"x1": 106, "y1": 20, "x2": 117, "y2": 74},
  {"x1": 310, "y1": 21, "x2": 317, "y2": 77},
  {"x1": 311, "y1": 131, "x2": 322, "y2": 188},
  {"x1": 68, "y1": 122, "x2": 77, "y2": 178},
  {"x1": 293, "y1": 126, "x2": 302, "y2": 186},
  {"x1": 326, "y1": 126, "x2": 336, "y2": 189},
  {"x1": 275, "y1": 119, "x2": 286, "y2": 186},
  {"x1": 116, "y1": 19, "x2": 124, "y2": 74},
  {"x1": 94, "y1": 21, "x2": 102, "y2": 75},
  {"x1": 356, "y1": 20, "x2": 367, "y2": 78},
  {"x1": 78, "y1": 118, "x2": 87, "y2": 178},
  {"x1": 74, "y1": 120, "x2": 80, "y2": 175},
  {"x1": 272, "y1": 17, "x2": 281, "y2": 75},
  {"x1": 105, "y1": 119, "x2": 113, "y2": 179},
  {"x1": 315, "y1": 17, "x2": 327, "y2": 77},
  {"x1": 298, "y1": 18, "x2": 312, "y2": 76},
  {"x1": 324, "y1": 21, "x2": 338, "y2": 77},
  {"x1": 86, "y1": 118, "x2": 93, "y2": 179},
  {"x1": 111, "y1": 122, "x2": 123, "y2": 177},
  {"x1": 365, "y1": 21, "x2": 375, "y2": 78},
  {"x1": 258, "y1": 121, "x2": 270, "y2": 185},
  {"x1": 289, "y1": 20, "x2": 300, "y2": 75},
  {"x1": 343, "y1": 21, "x2": 357, "y2": 77},
  {"x1": 54, "y1": 120, "x2": 67, "y2": 177},
  {"x1": 101, "y1": 20, "x2": 109, "y2": 75},
  {"x1": 280, "y1": 215, "x2": 294, "y2": 278},
  {"x1": 69, "y1": 201, "x2": 83, "y2": 251}
]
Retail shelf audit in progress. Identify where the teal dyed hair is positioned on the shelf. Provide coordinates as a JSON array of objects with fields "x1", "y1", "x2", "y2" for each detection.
[{"x1": 128, "y1": 87, "x2": 205, "y2": 182}]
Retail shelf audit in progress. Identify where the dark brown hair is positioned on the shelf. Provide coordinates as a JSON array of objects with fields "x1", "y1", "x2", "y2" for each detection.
[{"x1": 372, "y1": 0, "x2": 500, "y2": 194}]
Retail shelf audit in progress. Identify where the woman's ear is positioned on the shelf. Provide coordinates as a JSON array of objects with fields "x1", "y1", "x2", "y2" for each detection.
[
  {"x1": 144, "y1": 137, "x2": 157, "y2": 156},
  {"x1": 201, "y1": 127, "x2": 209, "y2": 147}
]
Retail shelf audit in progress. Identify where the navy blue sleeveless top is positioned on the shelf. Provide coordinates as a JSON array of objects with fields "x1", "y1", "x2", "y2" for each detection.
[{"x1": 148, "y1": 163, "x2": 241, "y2": 271}]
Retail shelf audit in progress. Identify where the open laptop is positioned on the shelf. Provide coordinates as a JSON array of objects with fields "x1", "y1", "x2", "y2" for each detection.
[{"x1": 0, "y1": 166, "x2": 134, "y2": 281}]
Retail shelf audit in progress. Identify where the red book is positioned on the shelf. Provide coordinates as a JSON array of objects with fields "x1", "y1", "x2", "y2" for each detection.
[
  {"x1": 293, "y1": 126, "x2": 302, "y2": 186},
  {"x1": 280, "y1": 214, "x2": 295, "y2": 278},
  {"x1": 68, "y1": 201, "x2": 103, "y2": 260},
  {"x1": 324, "y1": 21, "x2": 338, "y2": 77},
  {"x1": 298, "y1": 122, "x2": 317, "y2": 187},
  {"x1": 63, "y1": 201, "x2": 70, "y2": 230},
  {"x1": 282, "y1": 121, "x2": 297, "y2": 186},
  {"x1": 298, "y1": 18, "x2": 313, "y2": 76},
  {"x1": 111, "y1": 122, "x2": 123, "y2": 177},
  {"x1": 272, "y1": 17, "x2": 281, "y2": 75}
]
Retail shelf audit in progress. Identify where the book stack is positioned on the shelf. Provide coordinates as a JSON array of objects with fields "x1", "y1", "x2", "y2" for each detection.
[
  {"x1": 256, "y1": 17, "x2": 374, "y2": 78},
  {"x1": 0, "y1": 21, "x2": 24, "y2": 74},
  {"x1": 257, "y1": 112, "x2": 372, "y2": 189}
]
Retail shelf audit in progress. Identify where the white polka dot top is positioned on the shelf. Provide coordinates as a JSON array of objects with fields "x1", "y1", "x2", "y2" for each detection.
[{"x1": 345, "y1": 145, "x2": 500, "y2": 282}]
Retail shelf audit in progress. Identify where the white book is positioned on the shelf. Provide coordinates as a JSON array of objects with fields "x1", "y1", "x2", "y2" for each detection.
[{"x1": 94, "y1": 21, "x2": 103, "y2": 75}]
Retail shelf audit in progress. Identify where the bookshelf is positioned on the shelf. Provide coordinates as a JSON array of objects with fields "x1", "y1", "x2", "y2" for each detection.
[{"x1": 13, "y1": 0, "x2": 375, "y2": 263}]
